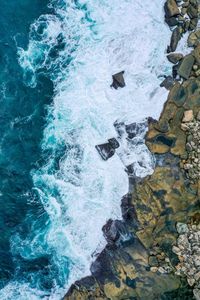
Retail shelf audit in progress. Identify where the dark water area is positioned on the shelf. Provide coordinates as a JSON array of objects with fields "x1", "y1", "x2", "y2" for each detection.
[{"x1": 0, "y1": 0, "x2": 54, "y2": 290}]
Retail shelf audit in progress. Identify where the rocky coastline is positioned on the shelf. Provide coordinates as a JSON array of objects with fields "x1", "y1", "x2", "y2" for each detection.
[{"x1": 64, "y1": 1, "x2": 200, "y2": 299}]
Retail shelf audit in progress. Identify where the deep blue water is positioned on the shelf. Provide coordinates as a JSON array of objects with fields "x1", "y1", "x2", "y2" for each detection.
[{"x1": 0, "y1": 0, "x2": 64, "y2": 294}]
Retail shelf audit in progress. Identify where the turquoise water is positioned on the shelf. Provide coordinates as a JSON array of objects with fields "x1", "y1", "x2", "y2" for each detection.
[{"x1": 0, "y1": 0, "x2": 60, "y2": 294}]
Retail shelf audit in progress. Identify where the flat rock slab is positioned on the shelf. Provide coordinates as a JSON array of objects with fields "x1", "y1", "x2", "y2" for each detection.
[{"x1": 177, "y1": 54, "x2": 195, "y2": 79}]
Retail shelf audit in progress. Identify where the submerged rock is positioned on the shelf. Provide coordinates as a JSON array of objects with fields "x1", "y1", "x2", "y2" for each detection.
[{"x1": 111, "y1": 71, "x2": 125, "y2": 89}]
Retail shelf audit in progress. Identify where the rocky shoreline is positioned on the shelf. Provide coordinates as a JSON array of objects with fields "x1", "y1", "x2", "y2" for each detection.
[{"x1": 64, "y1": 1, "x2": 200, "y2": 299}]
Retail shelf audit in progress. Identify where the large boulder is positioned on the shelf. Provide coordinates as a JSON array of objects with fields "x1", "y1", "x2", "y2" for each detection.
[
  {"x1": 177, "y1": 54, "x2": 195, "y2": 79},
  {"x1": 164, "y1": 0, "x2": 180, "y2": 18},
  {"x1": 111, "y1": 71, "x2": 125, "y2": 89}
]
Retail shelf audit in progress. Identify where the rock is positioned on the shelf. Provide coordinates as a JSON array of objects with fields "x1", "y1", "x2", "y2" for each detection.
[
  {"x1": 164, "y1": 0, "x2": 180, "y2": 17},
  {"x1": 125, "y1": 121, "x2": 146, "y2": 139},
  {"x1": 169, "y1": 26, "x2": 182, "y2": 52},
  {"x1": 187, "y1": 278, "x2": 195, "y2": 286},
  {"x1": 182, "y1": 110, "x2": 194, "y2": 122},
  {"x1": 95, "y1": 143, "x2": 115, "y2": 160},
  {"x1": 194, "y1": 289, "x2": 200, "y2": 300},
  {"x1": 193, "y1": 44, "x2": 200, "y2": 64},
  {"x1": 177, "y1": 54, "x2": 195, "y2": 79},
  {"x1": 165, "y1": 16, "x2": 179, "y2": 26},
  {"x1": 108, "y1": 138, "x2": 120, "y2": 149},
  {"x1": 150, "y1": 266, "x2": 158, "y2": 273},
  {"x1": 176, "y1": 222, "x2": 189, "y2": 234},
  {"x1": 160, "y1": 76, "x2": 174, "y2": 90},
  {"x1": 111, "y1": 71, "x2": 125, "y2": 89},
  {"x1": 187, "y1": 4, "x2": 198, "y2": 19},
  {"x1": 188, "y1": 31, "x2": 200, "y2": 47},
  {"x1": 189, "y1": 18, "x2": 198, "y2": 30},
  {"x1": 102, "y1": 219, "x2": 122, "y2": 244},
  {"x1": 167, "y1": 53, "x2": 183, "y2": 64},
  {"x1": 149, "y1": 256, "x2": 159, "y2": 266},
  {"x1": 197, "y1": 111, "x2": 200, "y2": 121}
]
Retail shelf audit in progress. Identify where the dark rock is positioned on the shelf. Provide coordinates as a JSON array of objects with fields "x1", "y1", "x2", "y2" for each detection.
[
  {"x1": 167, "y1": 53, "x2": 183, "y2": 64},
  {"x1": 95, "y1": 143, "x2": 115, "y2": 160},
  {"x1": 177, "y1": 54, "x2": 195, "y2": 79},
  {"x1": 111, "y1": 71, "x2": 125, "y2": 89},
  {"x1": 121, "y1": 194, "x2": 139, "y2": 226},
  {"x1": 114, "y1": 121, "x2": 125, "y2": 137},
  {"x1": 172, "y1": 62, "x2": 181, "y2": 79},
  {"x1": 102, "y1": 219, "x2": 120, "y2": 244},
  {"x1": 165, "y1": 16, "x2": 179, "y2": 27},
  {"x1": 108, "y1": 138, "x2": 120, "y2": 149},
  {"x1": 160, "y1": 76, "x2": 174, "y2": 90},
  {"x1": 164, "y1": 0, "x2": 180, "y2": 18},
  {"x1": 125, "y1": 121, "x2": 147, "y2": 139},
  {"x1": 169, "y1": 26, "x2": 182, "y2": 52},
  {"x1": 102, "y1": 219, "x2": 128, "y2": 245},
  {"x1": 189, "y1": 18, "x2": 198, "y2": 31}
]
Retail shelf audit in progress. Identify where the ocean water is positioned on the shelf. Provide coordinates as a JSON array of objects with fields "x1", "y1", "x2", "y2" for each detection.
[{"x1": 0, "y1": 0, "x2": 174, "y2": 299}]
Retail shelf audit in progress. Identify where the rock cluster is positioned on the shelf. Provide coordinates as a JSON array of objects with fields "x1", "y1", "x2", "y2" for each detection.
[
  {"x1": 165, "y1": 0, "x2": 199, "y2": 52},
  {"x1": 172, "y1": 222, "x2": 200, "y2": 299},
  {"x1": 180, "y1": 110, "x2": 200, "y2": 181}
]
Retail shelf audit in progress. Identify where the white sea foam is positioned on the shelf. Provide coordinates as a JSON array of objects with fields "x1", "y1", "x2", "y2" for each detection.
[{"x1": 0, "y1": 0, "x2": 174, "y2": 299}]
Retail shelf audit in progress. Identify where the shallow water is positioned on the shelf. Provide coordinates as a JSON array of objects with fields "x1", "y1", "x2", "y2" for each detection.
[{"x1": 0, "y1": 0, "x2": 174, "y2": 299}]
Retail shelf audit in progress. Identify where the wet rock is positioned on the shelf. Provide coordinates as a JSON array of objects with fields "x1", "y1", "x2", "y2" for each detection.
[
  {"x1": 176, "y1": 222, "x2": 189, "y2": 234},
  {"x1": 95, "y1": 143, "x2": 115, "y2": 160},
  {"x1": 188, "y1": 30, "x2": 200, "y2": 47},
  {"x1": 193, "y1": 44, "x2": 200, "y2": 64},
  {"x1": 125, "y1": 121, "x2": 146, "y2": 139},
  {"x1": 108, "y1": 138, "x2": 120, "y2": 149},
  {"x1": 169, "y1": 26, "x2": 182, "y2": 52},
  {"x1": 187, "y1": 4, "x2": 198, "y2": 19},
  {"x1": 102, "y1": 219, "x2": 120, "y2": 244},
  {"x1": 111, "y1": 71, "x2": 125, "y2": 89},
  {"x1": 164, "y1": 0, "x2": 180, "y2": 18},
  {"x1": 167, "y1": 53, "x2": 183, "y2": 64},
  {"x1": 114, "y1": 121, "x2": 125, "y2": 137},
  {"x1": 165, "y1": 16, "x2": 179, "y2": 26},
  {"x1": 189, "y1": 18, "x2": 198, "y2": 31},
  {"x1": 177, "y1": 54, "x2": 195, "y2": 79},
  {"x1": 160, "y1": 76, "x2": 174, "y2": 90}
]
